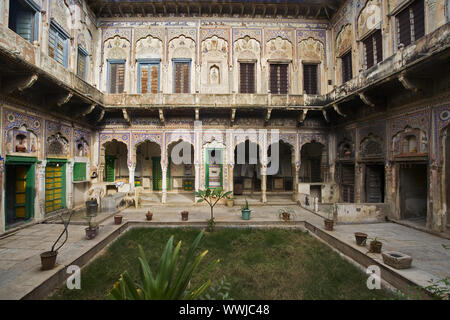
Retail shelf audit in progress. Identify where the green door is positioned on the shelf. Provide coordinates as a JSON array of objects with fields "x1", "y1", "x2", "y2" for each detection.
[
  {"x1": 152, "y1": 157, "x2": 171, "y2": 191},
  {"x1": 45, "y1": 162, "x2": 66, "y2": 214},
  {"x1": 105, "y1": 155, "x2": 115, "y2": 182}
]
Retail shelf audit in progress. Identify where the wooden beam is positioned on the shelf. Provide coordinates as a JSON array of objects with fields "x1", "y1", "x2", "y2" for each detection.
[
  {"x1": 298, "y1": 109, "x2": 308, "y2": 124},
  {"x1": 81, "y1": 104, "x2": 96, "y2": 117},
  {"x1": 333, "y1": 103, "x2": 346, "y2": 117},
  {"x1": 159, "y1": 108, "x2": 165, "y2": 125},
  {"x1": 359, "y1": 92, "x2": 376, "y2": 107},
  {"x1": 398, "y1": 73, "x2": 419, "y2": 93},
  {"x1": 264, "y1": 108, "x2": 272, "y2": 126},
  {"x1": 57, "y1": 92, "x2": 73, "y2": 107},
  {"x1": 97, "y1": 109, "x2": 105, "y2": 123},
  {"x1": 3, "y1": 73, "x2": 38, "y2": 94},
  {"x1": 322, "y1": 109, "x2": 329, "y2": 123},
  {"x1": 122, "y1": 108, "x2": 131, "y2": 125},
  {"x1": 230, "y1": 108, "x2": 236, "y2": 127},
  {"x1": 195, "y1": 108, "x2": 200, "y2": 121}
]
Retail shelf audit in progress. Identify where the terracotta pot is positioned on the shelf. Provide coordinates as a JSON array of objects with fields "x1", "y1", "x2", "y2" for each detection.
[
  {"x1": 354, "y1": 232, "x2": 368, "y2": 246},
  {"x1": 281, "y1": 212, "x2": 290, "y2": 221},
  {"x1": 324, "y1": 218, "x2": 334, "y2": 231},
  {"x1": 181, "y1": 211, "x2": 189, "y2": 221},
  {"x1": 40, "y1": 251, "x2": 58, "y2": 270},
  {"x1": 146, "y1": 212, "x2": 153, "y2": 221},
  {"x1": 370, "y1": 240, "x2": 383, "y2": 253},
  {"x1": 85, "y1": 226, "x2": 99, "y2": 240},
  {"x1": 114, "y1": 215, "x2": 123, "y2": 225}
]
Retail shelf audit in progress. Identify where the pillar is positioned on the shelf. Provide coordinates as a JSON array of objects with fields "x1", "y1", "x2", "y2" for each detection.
[
  {"x1": 0, "y1": 159, "x2": 4, "y2": 234},
  {"x1": 293, "y1": 163, "x2": 300, "y2": 201},
  {"x1": 128, "y1": 164, "x2": 135, "y2": 191},
  {"x1": 261, "y1": 165, "x2": 267, "y2": 204},
  {"x1": 66, "y1": 160, "x2": 74, "y2": 209},
  {"x1": 162, "y1": 163, "x2": 167, "y2": 204},
  {"x1": 194, "y1": 164, "x2": 200, "y2": 202},
  {"x1": 37, "y1": 160, "x2": 47, "y2": 220},
  {"x1": 228, "y1": 164, "x2": 234, "y2": 194}
]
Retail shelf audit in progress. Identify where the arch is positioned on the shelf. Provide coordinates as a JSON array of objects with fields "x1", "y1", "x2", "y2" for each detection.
[
  {"x1": 102, "y1": 139, "x2": 129, "y2": 183},
  {"x1": 233, "y1": 140, "x2": 262, "y2": 194},
  {"x1": 136, "y1": 35, "x2": 163, "y2": 60},
  {"x1": 360, "y1": 133, "x2": 384, "y2": 158},
  {"x1": 337, "y1": 137, "x2": 354, "y2": 158},
  {"x1": 135, "y1": 140, "x2": 162, "y2": 191},
  {"x1": 392, "y1": 126, "x2": 428, "y2": 155},
  {"x1": 300, "y1": 141, "x2": 326, "y2": 183},
  {"x1": 357, "y1": 0, "x2": 381, "y2": 39},
  {"x1": 298, "y1": 37, "x2": 325, "y2": 61},
  {"x1": 267, "y1": 140, "x2": 295, "y2": 193},
  {"x1": 335, "y1": 24, "x2": 353, "y2": 58},
  {"x1": 266, "y1": 36, "x2": 293, "y2": 61}
]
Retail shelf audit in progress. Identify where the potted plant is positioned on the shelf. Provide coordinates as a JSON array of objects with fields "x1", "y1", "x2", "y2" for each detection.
[
  {"x1": 181, "y1": 211, "x2": 189, "y2": 221},
  {"x1": 85, "y1": 198, "x2": 98, "y2": 215},
  {"x1": 40, "y1": 211, "x2": 74, "y2": 270},
  {"x1": 146, "y1": 211, "x2": 153, "y2": 221},
  {"x1": 369, "y1": 237, "x2": 383, "y2": 253},
  {"x1": 195, "y1": 188, "x2": 232, "y2": 232},
  {"x1": 114, "y1": 214, "x2": 123, "y2": 225},
  {"x1": 354, "y1": 232, "x2": 368, "y2": 246},
  {"x1": 279, "y1": 208, "x2": 293, "y2": 222},
  {"x1": 241, "y1": 199, "x2": 251, "y2": 220},
  {"x1": 324, "y1": 211, "x2": 334, "y2": 231},
  {"x1": 226, "y1": 195, "x2": 235, "y2": 207},
  {"x1": 85, "y1": 212, "x2": 99, "y2": 240}
]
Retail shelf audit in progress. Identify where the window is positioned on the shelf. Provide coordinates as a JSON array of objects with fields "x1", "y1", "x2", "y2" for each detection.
[
  {"x1": 77, "y1": 47, "x2": 88, "y2": 81},
  {"x1": 363, "y1": 30, "x2": 383, "y2": 69},
  {"x1": 173, "y1": 60, "x2": 190, "y2": 93},
  {"x1": 8, "y1": 0, "x2": 40, "y2": 43},
  {"x1": 269, "y1": 64, "x2": 288, "y2": 94},
  {"x1": 108, "y1": 60, "x2": 125, "y2": 94},
  {"x1": 396, "y1": 0, "x2": 425, "y2": 48},
  {"x1": 341, "y1": 51, "x2": 353, "y2": 83},
  {"x1": 303, "y1": 64, "x2": 319, "y2": 94},
  {"x1": 239, "y1": 62, "x2": 255, "y2": 93},
  {"x1": 73, "y1": 162, "x2": 87, "y2": 182},
  {"x1": 48, "y1": 22, "x2": 69, "y2": 67},
  {"x1": 138, "y1": 60, "x2": 160, "y2": 94}
]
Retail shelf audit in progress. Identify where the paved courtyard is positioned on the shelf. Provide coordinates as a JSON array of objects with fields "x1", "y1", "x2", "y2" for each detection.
[{"x1": 0, "y1": 204, "x2": 449, "y2": 299}]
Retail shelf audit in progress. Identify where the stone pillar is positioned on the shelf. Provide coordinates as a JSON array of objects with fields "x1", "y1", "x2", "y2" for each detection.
[
  {"x1": 128, "y1": 164, "x2": 135, "y2": 191},
  {"x1": 37, "y1": 160, "x2": 47, "y2": 220},
  {"x1": 66, "y1": 160, "x2": 74, "y2": 210},
  {"x1": 194, "y1": 164, "x2": 200, "y2": 202},
  {"x1": 0, "y1": 160, "x2": 5, "y2": 234},
  {"x1": 162, "y1": 163, "x2": 167, "y2": 204},
  {"x1": 293, "y1": 163, "x2": 300, "y2": 201},
  {"x1": 228, "y1": 164, "x2": 234, "y2": 194},
  {"x1": 261, "y1": 165, "x2": 267, "y2": 204}
]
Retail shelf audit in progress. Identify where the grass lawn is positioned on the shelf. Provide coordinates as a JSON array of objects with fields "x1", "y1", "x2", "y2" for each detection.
[{"x1": 51, "y1": 228, "x2": 398, "y2": 300}]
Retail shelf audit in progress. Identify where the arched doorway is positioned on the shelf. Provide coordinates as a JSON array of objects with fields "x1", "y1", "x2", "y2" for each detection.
[
  {"x1": 103, "y1": 140, "x2": 128, "y2": 184},
  {"x1": 135, "y1": 140, "x2": 161, "y2": 194},
  {"x1": 233, "y1": 140, "x2": 261, "y2": 202},
  {"x1": 267, "y1": 141, "x2": 295, "y2": 201},
  {"x1": 167, "y1": 140, "x2": 195, "y2": 203},
  {"x1": 300, "y1": 141, "x2": 326, "y2": 202},
  {"x1": 443, "y1": 126, "x2": 450, "y2": 229}
]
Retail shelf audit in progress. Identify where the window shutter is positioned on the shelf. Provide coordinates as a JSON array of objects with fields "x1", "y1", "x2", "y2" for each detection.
[
  {"x1": 116, "y1": 63, "x2": 125, "y2": 93},
  {"x1": 150, "y1": 65, "x2": 159, "y2": 93},
  {"x1": 397, "y1": 7, "x2": 411, "y2": 47},
  {"x1": 341, "y1": 165, "x2": 355, "y2": 203},
  {"x1": 77, "y1": 50, "x2": 87, "y2": 80},
  {"x1": 240, "y1": 63, "x2": 255, "y2": 93},
  {"x1": 342, "y1": 52, "x2": 353, "y2": 83},
  {"x1": 174, "y1": 62, "x2": 190, "y2": 93},
  {"x1": 412, "y1": 0, "x2": 425, "y2": 41},
  {"x1": 364, "y1": 35, "x2": 374, "y2": 69},
  {"x1": 374, "y1": 30, "x2": 383, "y2": 64},
  {"x1": 48, "y1": 27, "x2": 56, "y2": 59},
  {"x1": 140, "y1": 65, "x2": 149, "y2": 94},
  {"x1": 73, "y1": 163, "x2": 87, "y2": 182},
  {"x1": 303, "y1": 64, "x2": 318, "y2": 94},
  {"x1": 270, "y1": 64, "x2": 288, "y2": 94}
]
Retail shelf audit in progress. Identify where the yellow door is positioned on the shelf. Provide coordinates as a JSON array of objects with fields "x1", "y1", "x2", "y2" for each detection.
[
  {"x1": 45, "y1": 164, "x2": 64, "y2": 213},
  {"x1": 15, "y1": 166, "x2": 27, "y2": 218}
]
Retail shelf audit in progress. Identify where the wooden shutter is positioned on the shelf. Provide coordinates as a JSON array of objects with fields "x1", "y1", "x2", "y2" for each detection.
[
  {"x1": 364, "y1": 35, "x2": 375, "y2": 69},
  {"x1": 73, "y1": 163, "x2": 86, "y2": 182},
  {"x1": 270, "y1": 64, "x2": 288, "y2": 94},
  {"x1": 397, "y1": 7, "x2": 411, "y2": 47},
  {"x1": 366, "y1": 166, "x2": 384, "y2": 203},
  {"x1": 77, "y1": 50, "x2": 87, "y2": 80},
  {"x1": 240, "y1": 63, "x2": 255, "y2": 93},
  {"x1": 374, "y1": 30, "x2": 383, "y2": 64},
  {"x1": 303, "y1": 64, "x2": 318, "y2": 94},
  {"x1": 48, "y1": 27, "x2": 56, "y2": 59},
  {"x1": 109, "y1": 63, "x2": 125, "y2": 93},
  {"x1": 150, "y1": 65, "x2": 159, "y2": 93},
  {"x1": 341, "y1": 164, "x2": 355, "y2": 203},
  {"x1": 412, "y1": 0, "x2": 425, "y2": 41},
  {"x1": 140, "y1": 65, "x2": 149, "y2": 93},
  {"x1": 342, "y1": 52, "x2": 353, "y2": 83},
  {"x1": 174, "y1": 62, "x2": 190, "y2": 93}
]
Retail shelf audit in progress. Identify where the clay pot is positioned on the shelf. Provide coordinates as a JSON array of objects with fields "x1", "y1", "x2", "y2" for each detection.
[
  {"x1": 354, "y1": 232, "x2": 368, "y2": 246},
  {"x1": 146, "y1": 212, "x2": 153, "y2": 221},
  {"x1": 114, "y1": 215, "x2": 123, "y2": 225},
  {"x1": 370, "y1": 240, "x2": 383, "y2": 253},
  {"x1": 40, "y1": 251, "x2": 58, "y2": 270},
  {"x1": 324, "y1": 218, "x2": 334, "y2": 231},
  {"x1": 181, "y1": 211, "x2": 189, "y2": 221},
  {"x1": 281, "y1": 212, "x2": 291, "y2": 221},
  {"x1": 85, "y1": 226, "x2": 99, "y2": 240}
]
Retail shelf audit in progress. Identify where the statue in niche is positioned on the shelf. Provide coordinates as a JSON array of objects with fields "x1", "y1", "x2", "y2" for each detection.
[
  {"x1": 210, "y1": 65, "x2": 220, "y2": 85},
  {"x1": 15, "y1": 134, "x2": 28, "y2": 153}
]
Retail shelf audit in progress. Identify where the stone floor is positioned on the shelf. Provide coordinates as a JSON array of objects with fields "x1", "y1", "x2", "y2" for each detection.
[{"x1": 0, "y1": 203, "x2": 449, "y2": 299}]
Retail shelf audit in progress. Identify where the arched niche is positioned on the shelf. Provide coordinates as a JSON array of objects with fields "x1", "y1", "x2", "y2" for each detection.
[{"x1": 5, "y1": 125, "x2": 39, "y2": 157}]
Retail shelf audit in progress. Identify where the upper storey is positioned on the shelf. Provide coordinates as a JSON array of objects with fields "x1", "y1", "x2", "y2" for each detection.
[{"x1": 0, "y1": 0, "x2": 449, "y2": 116}]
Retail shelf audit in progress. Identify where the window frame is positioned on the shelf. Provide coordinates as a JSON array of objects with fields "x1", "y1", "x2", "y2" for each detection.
[
  {"x1": 77, "y1": 46, "x2": 89, "y2": 81},
  {"x1": 341, "y1": 50, "x2": 353, "y2": 84},
  {"x1": 107, "y1": 59, "x2": 126, "y2": 94},
  {"x1": 269, "y1": 63, "x2": 289, "y2": 95},
  {"x1": 172, "y1": 58, "x2": 191, "y2": 94},
  {"x1": 8, "y1": 0, "x2": 41, "y2": 43},
  {"x1": 302, "y1": 62, "x2": 320, "y2": 95},
  {"x1": 137, "y1": 59, "x2": 161, "y2": 94},
  {"x1": 362, "y1": 29, "x2": 383, "y2": 69},
  {"x1": 48, "y1": 20, "x2": 70, "y2": 68},
  {"x1": 394, "y1": 0, "x2": 425, "y2": 49},
  {"x1": 239, "y1": 61, "x2": 256, "y2": 94}
]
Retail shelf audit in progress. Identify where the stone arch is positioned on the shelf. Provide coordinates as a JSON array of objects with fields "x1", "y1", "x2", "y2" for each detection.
[
  {"x1": 46, "y1": 132, "x2": 69, "y2": 157},
  {"x1": 300, "y1": 140, "x2": 327, "y2": 183},
  {"x1": 101, "y1": 139, "x2": 129, "y2": 182},
  {"x1": 266, "y1": 36, "x2": 293, "y2": 61},
  {"x1": 298, "y1": 37, "x2": 325, "y2": 61},
  {"x1": 336, "y1": 24, "x2": 353, "y2": 58},
  {"x1": 360, "y1": 133, "x2": 384, "y2": 158},
  {"x1": 50, "y1": 0, "x2": 74, "y2": 35},
  {"x1": 338, "y1": 137, "x2": 355, "y2": 158},
  {"x1": 392, "y1": 126, "x2": 428, "y2": 155},
  {"x1": 136, "y1": 35, "x2": 163, "y2": 60}
]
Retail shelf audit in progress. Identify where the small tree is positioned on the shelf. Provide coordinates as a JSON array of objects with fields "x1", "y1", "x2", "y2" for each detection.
[{"x1": 195, "y1": 188, "x2": 232, "y2": 222}]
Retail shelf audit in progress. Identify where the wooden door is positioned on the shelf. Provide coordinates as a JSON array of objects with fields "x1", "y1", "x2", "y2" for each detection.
[
  {"x1": 15, "y1": 166, "x2": 28, "y2": 218},
  {"x1": 45, "y1": 163, "x2": 65, "y2": 213},
  {"x1": 105, "y1": 156, "x2": 115, "y2": 182}
]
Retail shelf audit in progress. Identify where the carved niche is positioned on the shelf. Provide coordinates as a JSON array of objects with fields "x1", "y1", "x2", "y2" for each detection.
[
  {"x1": 136, "y1": 35, "x2": 163, "y2": 60},
  {"x1": 336, "y1": 24, "x2": 353, "y2": 58},
  {"x1": 392, "y1": 126, "x2": 428, "y2": 156},
  {"x1": 47, "y1": 133, "x2": 69, "y2": 157},
  {"x1": 357, "y1": 0, "x2": 382, "y2": 39},
  {"x1": 266, "y1": 37, "x2": 293, "y2": 61},
  {"x1": 234, "y1": 36, "x2": 261, "y2": 61},
  {"x1": 360, "y1": 133, "x2": 384, "y2": 158},
  {"x1": 298, "y1": 37, "x2": 325, "y2": 61}
]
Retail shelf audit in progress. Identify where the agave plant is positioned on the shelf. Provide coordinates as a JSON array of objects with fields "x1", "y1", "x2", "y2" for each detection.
[{"x1": 108, "y1": 231, "x2": 220, "y2": 300}]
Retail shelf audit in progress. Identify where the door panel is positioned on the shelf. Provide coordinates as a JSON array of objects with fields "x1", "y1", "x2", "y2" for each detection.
[
  {"x1": 366, "y1": 165, "x2": 384, "y2": 203},
  {"x1": 15, "y1": 166, "x2": 28, "y2": 218},
  {"x1": 45, "y1": 164, "x2": 65, "y2": 213}
]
